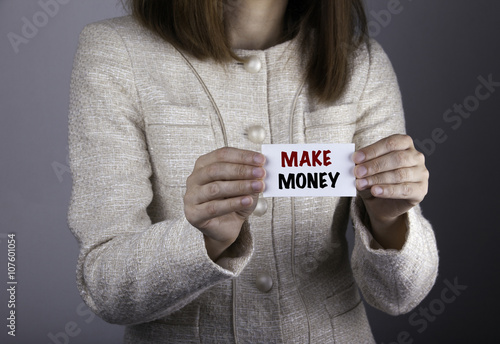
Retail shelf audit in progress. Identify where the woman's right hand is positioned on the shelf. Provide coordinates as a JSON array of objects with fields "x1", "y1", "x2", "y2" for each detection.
[{"x1": 184, "y1": 147, "x2": 266, "y2": 261}]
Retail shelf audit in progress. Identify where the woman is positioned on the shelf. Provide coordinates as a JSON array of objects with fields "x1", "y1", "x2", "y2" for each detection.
[{"x1": 68, "y1": 0, "x2": 439, "y2": 342}]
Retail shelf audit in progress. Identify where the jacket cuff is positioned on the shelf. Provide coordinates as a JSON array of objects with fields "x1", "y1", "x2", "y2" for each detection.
[
  {"x1": 351, "y1": 196, "x2": 424, "y2": 256},
  {"x1": 350, "y1": 196, "x2": 439, "y2": 314}
]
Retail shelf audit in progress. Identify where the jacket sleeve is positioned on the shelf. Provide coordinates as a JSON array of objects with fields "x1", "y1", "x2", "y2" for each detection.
[
  {"x1": 349, "y1": 39, "x2": 439, "y2": 315},
  {"x1": 67, "y1": 22, "x2": 253, "y2": 325}
]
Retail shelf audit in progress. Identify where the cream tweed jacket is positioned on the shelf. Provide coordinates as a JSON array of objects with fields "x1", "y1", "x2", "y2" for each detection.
[{"x1": 67, "y1": 16, "x2": 439, "y2": 344}]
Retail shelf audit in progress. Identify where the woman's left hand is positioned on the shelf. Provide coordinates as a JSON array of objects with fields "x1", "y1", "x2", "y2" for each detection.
[{"x1": 352, "y1": 134, "x2": 429, "y2": 248}]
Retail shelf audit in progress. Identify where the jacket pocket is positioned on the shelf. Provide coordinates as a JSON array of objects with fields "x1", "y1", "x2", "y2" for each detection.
[
  {"x1": 324, "y1": 283, "x2": 375, "y2": 344},
  {"x1": 145, "y1": 106, "x2": 217, "y2": 189},
  {"x1": 304, "y1": 103, "x2": 357, "y2": 144}
]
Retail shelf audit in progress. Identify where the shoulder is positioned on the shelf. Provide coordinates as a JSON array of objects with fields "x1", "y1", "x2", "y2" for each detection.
[
  {"x1": 340, "y1": 37, "x2": 399, "y2": 103},
  {"x1": 351, "y1": 37, "x2": 396, "y2": 78},
  {"x1": 78, "y1": 16, "x2": 149, "y2": 43},
  {"x1": 75, "y1": 16, "x2": 172, "y2": 58}
]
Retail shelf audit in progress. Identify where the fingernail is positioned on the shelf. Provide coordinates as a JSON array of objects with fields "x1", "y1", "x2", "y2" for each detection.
[
  {"x1": 373, "y1": 186, "x2": 383, "y2": 195},
  {"x1": 253, "y1": 167, "x2": 265, "y2": 178},
  {"x1": 241, "y1": 197, "x2": 252, "y2": 206},
  {"x1": 357, "y1": 179, "x2": 368, "y2": 188},
  {"x1": 356, "y1": 166, "x2": 367, "y2": 178},
  {"x1": 353, "y1": 151, "x2": 365, "y2": 164},
  {"x1": 254, "y1": 154, "x2": 265, "y2": 165},
  {"x1": 252, "y1": 181, "x2": 263, "y2": 192}
]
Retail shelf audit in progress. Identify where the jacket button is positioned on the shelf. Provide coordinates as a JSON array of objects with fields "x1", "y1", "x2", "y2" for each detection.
[
  {"x1": 253, "y1": 197, "x2": 268, "y2": 216},
  {"x1": 256, "y1": 274, "x2": 273, "y2": 293},
  {"x1": 247, "y1": 125, "x2": 266, "y2": 144},
  {"x1": 243, "y1": 55, "x2": 262, "y2": 73}
]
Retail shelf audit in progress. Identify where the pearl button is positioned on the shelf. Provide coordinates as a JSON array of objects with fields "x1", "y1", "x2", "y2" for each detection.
[
  {"x1": 256, "y1": 274, "x2": 273, "y2": 293},
  {"x1": 247, "y1": 125, "x2": 266, "y2": 144},
  {"x1": 243, "y1": 55, "x2": 262, "y2": 73},
  {"x1": 253, "y1": 197, "x2": 268, "y2": 216}
]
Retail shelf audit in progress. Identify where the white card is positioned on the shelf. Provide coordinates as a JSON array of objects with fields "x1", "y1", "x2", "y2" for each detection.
[{"x1": 261, "y1": 144, "x2": 356, "y2": 198}]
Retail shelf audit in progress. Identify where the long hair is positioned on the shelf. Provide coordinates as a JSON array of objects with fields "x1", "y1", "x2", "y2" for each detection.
[{"x1": 125, "y1": 0, "x2": 367, "y2": 103}]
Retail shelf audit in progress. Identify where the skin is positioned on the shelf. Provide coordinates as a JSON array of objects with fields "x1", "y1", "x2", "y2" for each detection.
[
  {"x1": 352, "y1": 134, "x2": 429, "y2": 250},
  {"x1": 183, "y1": 1, "x2": 430, "y2": 261},
  {"x1": 224, "y1": 0, "x2": 289, "y2": 50},
  {"x1": 184, "y1": 148, "x2": 266, "y2": 261}
]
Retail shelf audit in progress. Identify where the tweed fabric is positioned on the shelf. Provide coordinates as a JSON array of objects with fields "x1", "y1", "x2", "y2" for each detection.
[{"x1": 67, "y1": 16, "x2": 439, "y2": 344}]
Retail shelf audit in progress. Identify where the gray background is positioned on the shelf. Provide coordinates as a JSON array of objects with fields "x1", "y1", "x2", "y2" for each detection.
[{"x1": 0, "y1": 0, "x2": 498, "y2": 343}]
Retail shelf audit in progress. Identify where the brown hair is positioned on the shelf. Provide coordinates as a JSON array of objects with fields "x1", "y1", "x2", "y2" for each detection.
[{"x1": 125, "y1": 0, "x2": 367, "y2": 103}]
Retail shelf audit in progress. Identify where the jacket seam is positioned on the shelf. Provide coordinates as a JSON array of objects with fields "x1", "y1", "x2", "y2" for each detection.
[{"x1": 102, "y1": 21, "x2": 146, "y2": 133}]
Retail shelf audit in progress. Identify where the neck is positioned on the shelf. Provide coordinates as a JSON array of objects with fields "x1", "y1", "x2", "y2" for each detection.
[{"x1": 225, "y1": 0, "x2": 289, "y2": 50}]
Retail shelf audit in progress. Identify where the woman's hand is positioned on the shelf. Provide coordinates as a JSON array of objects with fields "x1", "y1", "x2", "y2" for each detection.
[
  {"x1": 352, "y1": 134, "x2": 429, "y2": 249},
  {"x1": 184, "y1": 147, "x2": 266, "y2": 261}
]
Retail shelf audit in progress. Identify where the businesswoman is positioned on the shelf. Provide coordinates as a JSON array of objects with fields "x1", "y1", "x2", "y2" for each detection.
[{"x1": 67, "y1": 0, "x2": 438, "y2": 342}]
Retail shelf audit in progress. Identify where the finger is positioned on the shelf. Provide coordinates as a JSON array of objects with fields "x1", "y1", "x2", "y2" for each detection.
[
  {"x1": 190, "y1": 180, "x2": 265, "y2": 204},
  {"x1": 356, "y1": 166, "x2": 429, "y2": 191},
  {"x1": 352, "y1": 134, "x2": 414, "y2": 164},
  {"x1": 185, "y1": 196, "x2": 255, "y2": 228},
  {"x1": 195, "y1": 147, "x2": 266, "y2": 169},
  {"x1": 354, "y1": 149, "x2": 424, "y2": 178},
  {"x1": 190, "y1": 162, "x2": 266, "y2": 186},
  {"x1": 370, "y1": 182, "x2": 428, "y2": 202}
]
